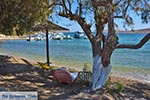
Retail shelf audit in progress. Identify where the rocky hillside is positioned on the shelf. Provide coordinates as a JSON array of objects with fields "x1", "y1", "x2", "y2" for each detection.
[{"x1": 135, "y1": 28, "x2": 150, "y2": 33}]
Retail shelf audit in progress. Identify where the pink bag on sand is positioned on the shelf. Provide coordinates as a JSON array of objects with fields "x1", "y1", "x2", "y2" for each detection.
[{"x1": 53, "y1": 69, "x2": 78, "y2": 84}]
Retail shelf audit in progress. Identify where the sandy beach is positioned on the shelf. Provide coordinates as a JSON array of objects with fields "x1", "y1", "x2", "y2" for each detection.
[{"x1": 0, "y1": 54, "x2": 150, "y2": 100}]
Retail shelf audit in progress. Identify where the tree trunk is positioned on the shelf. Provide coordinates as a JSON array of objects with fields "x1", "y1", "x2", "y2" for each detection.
[{"x1": 91, "y1": 55, "x2": 112, "y2": 91}]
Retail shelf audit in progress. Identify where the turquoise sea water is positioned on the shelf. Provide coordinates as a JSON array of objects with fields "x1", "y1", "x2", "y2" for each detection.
[{"x1": 0, "y1": 33, "x2": 150, "y2": 69}]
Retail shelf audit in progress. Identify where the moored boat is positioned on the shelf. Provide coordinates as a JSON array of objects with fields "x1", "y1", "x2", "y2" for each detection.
[{"x1": 74, "y1": 31, "x2": 84, "y2": 39}]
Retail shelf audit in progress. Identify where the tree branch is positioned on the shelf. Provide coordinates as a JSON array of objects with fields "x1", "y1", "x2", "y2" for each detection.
[
  {"x1": 67, "y1": 0, "x2": 72, "y2": 11},
  {"x1": 61, "y1": 0, "x2": 71, "y2": 14},
  {"x1": 48, "y1": 3, "x2": 55, "y2": 8},
  {"x1": 92, "y1": 0, "x2": 108, "y2": 38},
  {"x1": 144, "y1": 0, "x2": 150, "y2": 9},
  {"x1": 77, "y1": 0, "x2": 82, "y2": 16},
  {"x1": 116, "y1": 33, "x2": 150, "y2": 49},
  {"x1": 114, "y1": 15, "x2": 124, "y2": 19},
  {"x1": 48, "y1": 1, "x2": 62, "y2": 8},
  {"x1": 77, "y1": 17, "x2": 94, "y2": 42},
  {"x1": 59, "y1": 12, "x2": 94, "y2": 42},
  {"x1": 91, "y1": 0, "x2": 107, "y2": 7},
  {"x1": 114, "y1": 0, "x2": 130, "y2": 19},
  {"x1": 114, "y1": 0, "x2": 121, "y2": 6}
]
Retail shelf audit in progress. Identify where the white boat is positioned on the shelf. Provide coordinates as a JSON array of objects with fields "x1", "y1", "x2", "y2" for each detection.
[
  {"x1": 74, "y1": 31, "x2": 84, "y2": 39},
  {"x1": 52, "y1": 34, "x2": 63, "y2": 40},
  {"x1": 51, "y1": 32, "x2": 65, "y2": 40},
  {"x1": 63, "y1": 35, "x2": 73, "y2": 40},
  {"x1": 34, "y1": 34, "x2": 44, "y2": 41},
  {"x1": 26, "y1": 36, "x2": 35, "y2": 41},
  {"x1": 26, "y1": 34, "x2": 44, "y2": 41}
]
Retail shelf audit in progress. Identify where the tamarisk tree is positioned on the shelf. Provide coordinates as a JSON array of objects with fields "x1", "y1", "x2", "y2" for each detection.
[
  {"x1": 0, "y1": 0, "x2": 52, "y2": 36},
  {"x1": 51, "y1": 0, "x2": 150, "y2": 91}
]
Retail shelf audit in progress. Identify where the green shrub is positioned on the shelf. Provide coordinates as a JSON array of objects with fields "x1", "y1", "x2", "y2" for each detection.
[
  {"x1": 83, "y1": 63, "x2": 91, "y2": 72},
  {"x1": 105, "y1": 77, "x2": 124, "y2": 94}
]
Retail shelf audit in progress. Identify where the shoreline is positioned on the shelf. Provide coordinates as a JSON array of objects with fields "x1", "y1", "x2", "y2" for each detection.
[
  {"x1": 0, "y1": 36, "x2": 26, "y2": 40},
  {"x1": 0, "y1": 53, "x2": 149, "y2": 84}
]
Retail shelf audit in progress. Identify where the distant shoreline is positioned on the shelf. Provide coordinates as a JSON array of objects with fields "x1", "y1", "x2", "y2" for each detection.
[
  {"x1": 1, "y1": 27, "x2": 150, "y2": 40},
  {"x1": 0, "y1": 36, "x2": 26, "y2": 40},
  {"x1": 103, "y1": 30, "x2": 149, "y2": 34},
  {"x1": 104, "y1": 28, "x2": 150, "y2": 34},
  {"x1": 116, "y1": 31, "x2": 149, "y2": 34},
  {"x1": 0, "y1": 32, "x2": 148, "y2": 41}
]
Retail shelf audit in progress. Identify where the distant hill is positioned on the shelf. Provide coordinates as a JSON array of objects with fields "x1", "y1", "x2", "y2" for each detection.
[
  {"x1": 115, "y1": 28, "x2": 150, "y2": 34},
  {"x1": 135, "y1": 28, "x2": 150, "y2": 33}
]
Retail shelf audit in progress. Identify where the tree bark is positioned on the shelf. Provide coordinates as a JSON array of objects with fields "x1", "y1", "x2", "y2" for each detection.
[
  {"x1": 91, "y1": 55, "x2": 112, "y2": 91},
  {"x1": 116, "y1": 33, "x2": 150, "y2": 49},
  {"x1": 91, "y1": 41, "x2": 112, "y2": 91}
]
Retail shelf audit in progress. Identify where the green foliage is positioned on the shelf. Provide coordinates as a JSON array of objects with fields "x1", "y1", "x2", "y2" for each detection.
[
  {"x1": 0, "y1": 0, "x2": 53, "y2": 36},
  {"x1": 105, "y1": 77, "x2": 124, "y2": 94},
  {"x1": 83, "y1": 63, "x2": 91, "y2": 72},
  {"x1": 114, "y1": 0, "x2": 150, "y2": 28}
]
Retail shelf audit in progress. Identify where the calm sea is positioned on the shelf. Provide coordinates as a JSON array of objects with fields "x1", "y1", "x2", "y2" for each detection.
[{"x1": 0, "y1": 33, "x2": 150, "y2": 69}]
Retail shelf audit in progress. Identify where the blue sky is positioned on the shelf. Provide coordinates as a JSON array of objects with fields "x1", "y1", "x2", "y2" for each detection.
[
  {"x1": 57, "y1": 16, "x2": 150, "y2": 32},
  {"x1": 53, "y1": 1, "x2": 150, "y2": 32}
]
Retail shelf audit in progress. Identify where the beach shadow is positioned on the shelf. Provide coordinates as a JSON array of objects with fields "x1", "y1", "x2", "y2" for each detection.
[
  {"x1": 0, "y1": 55, "x2": 35, "y2": 75},
  {"x1": 123, "y1": 82, "x2": 150, "y2": 99},
  {"x1": 0, "y1": 55, "x2": 88, "y2": 99},
  {"x1": 1, "y1": 55, "x2": 150, "y2": 100},
  {"x1": 109, "y1": 81, "x2": 150, "y2": 100},
  {"x1": 0, "y1": 55, "x2": 114, "y2": 99}
]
